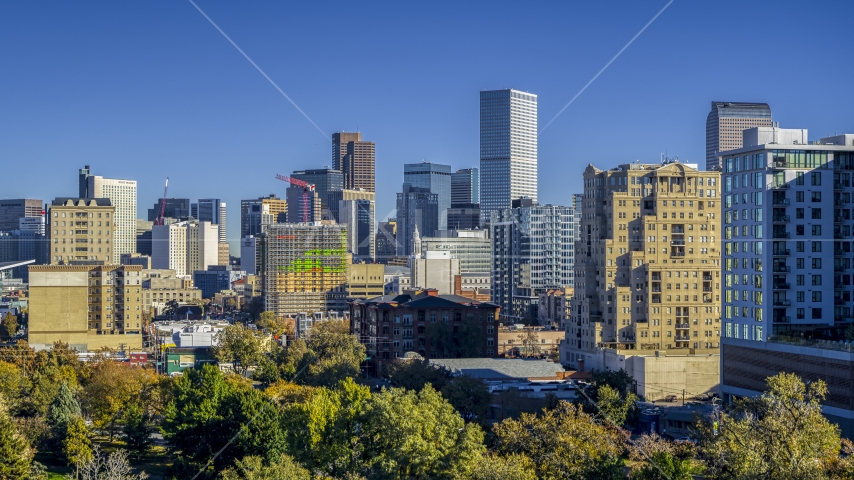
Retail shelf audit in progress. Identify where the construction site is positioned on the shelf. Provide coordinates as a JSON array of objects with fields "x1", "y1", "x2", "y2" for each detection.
[{"x1": 264, "y1": 222, "x2": 349, "y2": 317}]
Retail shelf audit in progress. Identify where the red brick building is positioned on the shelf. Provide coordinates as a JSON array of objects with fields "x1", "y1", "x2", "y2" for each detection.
[{"x1": 349, "y1": 289, "x2": 500, "y2": 376}]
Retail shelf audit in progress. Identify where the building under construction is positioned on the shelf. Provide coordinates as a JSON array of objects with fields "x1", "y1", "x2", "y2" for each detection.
[{"x1": 264, "y1": 223, "x2": 349, "y2": 317}]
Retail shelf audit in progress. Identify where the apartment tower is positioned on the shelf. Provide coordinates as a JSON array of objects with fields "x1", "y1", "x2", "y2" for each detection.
[
  {"x1": 333, "y1": 132, "x2": 375, "y2": 191},
  {"x1": 563, "y1": 161, "x2": 722, "y2": 388},
  {"x1": 705, "y1": 102, "x2": 772, "y2": 171},
  {"x1": 78, "y1": 166, "x2": 137, "y2": 263},
  {"x1": 48, "y1": 198, "x2": 116, "y2": 265},
  {"x1": 479, "y1": 89, "x2": 538, "y2": 225}
]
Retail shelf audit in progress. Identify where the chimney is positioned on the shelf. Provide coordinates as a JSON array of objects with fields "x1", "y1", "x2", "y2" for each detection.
[
  {"x1": 425, "y1": 288, "x2": 439, "y2": 297},
  {"x1": 578, "y1": 359, "x2": 585, "y2": 371}
]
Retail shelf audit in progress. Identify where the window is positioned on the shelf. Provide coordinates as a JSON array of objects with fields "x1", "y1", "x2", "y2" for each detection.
[
  {"x1": 812, "y1": 308, "x2": 822, "y2": 319},
  {"x1": 796, "y1": 208, "x2": 804, "y2": 219},
  {"x1": 812, "y1": 291, "x2": 822, "y2": 302},
  {"x1": 797, "y1": 258, "x2": 805, "y2": 269},
  {"x1": 811, "y1": 192, "x2": 822, "y2": 202},
  {"x1": 812, "y1": 275, "x2": 822, "y2": 286},
  {"x1": 797, "y1": 291, "x2": 805, "y2": 302},
  {"x1": 797, "y1": 191, "x2": 805, "y2": 202},
  {"x1": 796, "y1": 172, "x2": 804, "y2": 185},
  {"x1": 812, "y1": 258, "x2": 822, "y2": 269},
  {"x1": 796, "y1": 275, "x2": 805, "y2": 286},
  {"x1": 812, "y1": 241, "x2": 821, "y2": 252},
  {"x1": 811, "y1": 225, "x2": 821, "y2": 236},
  {"x1": 812, "y1": 209, "x2": 821, "y2": 219},
  {"x1": 796, "y1": 225, "x2": 805, "y2": 235},
  {"x1": 796, "y1": 241, "x2": 804, "y2": 252},
  {"x1": 811, "y1": 172, "x2": 821, "y2": 186}
]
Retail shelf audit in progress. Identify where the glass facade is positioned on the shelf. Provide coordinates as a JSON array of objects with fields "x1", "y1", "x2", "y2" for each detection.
[
  {"x1": 480, "y1": 89, "x2": 537, "y2": 225},
  {"x1": 403, "y1": 163, "x2": 451, "y2": 230}
]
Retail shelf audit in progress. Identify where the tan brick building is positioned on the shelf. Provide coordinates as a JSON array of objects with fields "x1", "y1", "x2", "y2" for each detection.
[
  {"x1": 28, "y1": 264, "x2": 144, "y2": 351},
  {"x1": 347, "y1": 263, "x2": 385, "y2": 299},
  {"x1": 563, "y1": 161, "x2": 722, "y2": 372},
  {"x1": 48, "y1": 198, "x2": 115, "y2": 265}
]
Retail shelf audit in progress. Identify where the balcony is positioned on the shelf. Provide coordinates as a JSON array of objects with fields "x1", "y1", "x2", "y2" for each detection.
[
  {"x1": 652, "y1": 287, "x2": 661, "y2": 293},
  {"x1": 652, "y1": 274, "x2": 662, "y2": 281},
  {"x1": 671, "y1": 239, "x2": 686, "y2": 246},
  {"x1": 672, "y1": 227, "x2": 685, "y2": 234},
  {"x1": 771, "y1": 183, "x2": 790, "y2": 189},
  {"x1": 703, "y1": 297, "x2": 713, "y2": 303},
  {"x1": 774, "y1": 316, "x2": 791, "y2": 323},
  {"x1": 773, "y1": 299, "x2": 791, "y2": 306},
  {"x1": 773, "y1": 249, "x2": 791, "y2": 256},
  {"x1": 675, "y1": 336, "x2": 691, "y2": 341},
  {"x1": 675, "y1": 324, "x2": 690, "y2": 329},
  {"x1": 835, "y1": 265, "x2": 846, "y2": 272},
  {"x1": 773, "y1": 265, "x2": 790, "y2": 273},
  {"x1": 636, "y1": 318, "x2": 648, "y2": 323},
  {"x1": 772, "y1": 215, "x2": 790, "y2": 223},
  {"x1": 773, "y1": 283, "x2": 790, "y2": 290},
  {"x1": 703, "y1": 275, "x2": 713, "y2": 281},
  {"x1": 772, "y1": 198, "x2": 790, "y2": 206},
  {"x1": 835, "y1": 298, "x2": 847, "y2": 306},
  {"x1": 703, "y1": 287, "x2": 713, "y2": 292}
]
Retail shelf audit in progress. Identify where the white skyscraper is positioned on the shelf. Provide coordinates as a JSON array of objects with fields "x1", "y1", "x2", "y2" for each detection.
[
  {"x1": 479, "y1": 89, "x2": 537, "y2": 225},
  {"x1": 196, "y1": 198, "x2": 227, "y2": 243},
  {"x1": 151, "y1": 220, "x2": 218, "y2": 276},
  {"x1": 79, "y1": 166, "x2": 137, "y2": 264}
]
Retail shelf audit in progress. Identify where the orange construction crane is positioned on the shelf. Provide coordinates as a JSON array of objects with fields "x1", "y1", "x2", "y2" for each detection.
[{"x1": 275, "y1": 174, "x2": 315, "y2": 223}]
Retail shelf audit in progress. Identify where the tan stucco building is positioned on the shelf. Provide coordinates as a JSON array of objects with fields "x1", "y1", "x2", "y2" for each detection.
[
  {"x1": 48, "y1": 198, "x2": 116, "y2": 265},
  {"x1": 28, "y1": 264, "x2": 144, "y2": 351},
  {"x1": 347, "y1": 263, "x2": 384, "y2": 299}
]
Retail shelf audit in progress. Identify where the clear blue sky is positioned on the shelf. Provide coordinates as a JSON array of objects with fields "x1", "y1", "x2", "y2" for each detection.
[{"x1": 2, "y1": 1, "x2": 853, "y2": 252}]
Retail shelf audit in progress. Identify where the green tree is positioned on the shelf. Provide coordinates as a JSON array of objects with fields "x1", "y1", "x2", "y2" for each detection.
[
  {"x1": 213, "y1": 324, "x2": 264, "y2": 375},
  {"x1": 256, "y1": 311, "x2": 289, "y2": 337},
  {"x1": 122, "y1": 401, "x2": 152, "y2": 454},
  {"x1": 62, "y1": 415, "x2": 93, "y2": 472},
  {"x1": 471, "y1": 453, "x2": 537, "y2": 480},
  {"x1": 164, "y1": 300, "x2": 180, "y2": 319},
  {"x1": 383, "y1": 358, "x2": 452, "y2": 391},
  {"x1": 0, "y1": 393, "x2": 35, "y2": 479},
  {"x1": 491, "y1": 400, "x2": 625, "y2": 480},
  {"x1": 440, "y1": 375, "x2": 491, "y2": 421},
  {"x1": 517, "y1": 329, "x2": 540, "y2": 357},
  {"x1": 596, "y1": 384, "x2": 637, "y2": 427},
  {"x1": 0, "y1": 360, "x2": 29, "y2": 416},
  {"x1": 361, "y1": 385, "x2": 485, "y2": 479},
  {"x1": 219, "y1": 453, "x2": 310, "y2": 480},
  {"x1": 590, "y1": 368, "x2": 635, "y2": 395},
  {"x1": 47, "y1": 382, "x2": 81, "y2": 446},
  {"x1": 80, "y1": 359, "x2": 157, "y2": 441},
  {"x1": 2, "y1": 312, "x2": 17, "y2": 339},
  {"x1": 698, "y1": 372, "x2": 849, "y2": 480},
  {"x1": 276, "y1": 321, "x2": 366, "y2": 387},
  {"x1": 628, "y1": 433, "x2": 694, "y2": 480}
]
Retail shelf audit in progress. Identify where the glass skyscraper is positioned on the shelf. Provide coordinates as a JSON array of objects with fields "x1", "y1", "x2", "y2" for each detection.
[
  {"x1": 479, "y1": 89, "x2": 537, "y2": 226},
  {"x1": 403, "y1": 162, "x2": 451, "y2": 230}
]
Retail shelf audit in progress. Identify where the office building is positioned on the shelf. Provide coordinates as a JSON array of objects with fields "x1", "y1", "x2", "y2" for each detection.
[
  {"x1": 78, "y1": 166, "x2": 137, "y2": 263},
  {"x1": 451, "y1": 168, "x2": 479, "y2": 205},
  {"x1": 491, "y1": 198, "x2": 574, "y2": 321},
  {"x1": 705, "y1": 101, "x2": 772, "y2": 171},
  {"x1": 240, "y1": 236, "x2": 263, "y2": 276},
  {"x1": 48, "y1": 198, "x2": 115, "y2": 265},
  {"x1": 147, "y1": 198, "x2": 191, "y2": 223},
  {"x1": 562, "y1": 161, "x2": 722, "y2": 381},
  {"x1": 347, "y1": 263, "x2": 385, "y2": 299},
  {"x1": 151, "y1": 221, "x2": 218, "y2": 276},
  {"x1": 446, "y1": 204, "x2": 480, "y2": 231},
  {"x1": 479, "y1": 89, "x2": 538, "y2": 225},
  {"x1": 422, "y1": 229, "x2": 491, "y2": 274},
  {"x1": 193, "y1": 265, "x2": 231, "y2": 298},
  {"x1": 141, "y1": 269, "x2": 201, "y2": 314},
  {"x1": 196, "y1": 199, "x2": 227, "y2": 243},
  {"x1": 349, "y1": 289, "x2": 501, "y2": 375},
  {"x1": 375, "y1": 220, "x2": 398, "y2": 264},
  {"x1": 411, "y1": 251, "x2": 461, "y2": 295},
  {"x1": 0, "y1": 199, "x2": 42, "y2": 232},
  {"x1": 120, "y1": 253, "x2": 151, "y2": 269},
  {"x1": 717, "y1": 130, "x2": 854, "y2": 435},
  {"x1": 404, "y1": 162, "x2": 452, "y2": 230},
  {"x1": 333, "y1": 132, "x2": 375, "y2": 191},
  {"x1": 396, "y1": 185, "x2": 438, "y2": 257},
  {"x1": 28, "y1": 264, "x2": 144, "y2": 351},
  {"x1": 286, "y1": 186, "x2": 322, "y2": 223},
  {"x1": 340, "y1": 198, "x2": 375, "y2": 261},
  {"x1": 292, "y1": 168, "x2": 343, "y2": 219},
  {"x1": 241, "y1": 195, "x2": 287, "y2": 237},
  {"x1": 327, "y1": 188, "x2": 375, "y2": 225},
  {"x1": 264, "y1": 223, "x2": 348, "y2": 316}
]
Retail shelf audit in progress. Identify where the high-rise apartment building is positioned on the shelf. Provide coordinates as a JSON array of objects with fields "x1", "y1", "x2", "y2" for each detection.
[
  {"x1": 196, "y1": 199, "x2": 227, "y2": 243},
  {"x1": 264, "y1": 223, "x2": 348, "y2": 316},
  {"x1": 147, "y1": 198, "x2": 191, "y2": 223},
  {"x1": 404, "y1": 162, "x2": 452, "y2": 230},
  {"x1": 705, "y1": 101, "x2": 772, "y2": 171},
  {"x1": 0, "y1": 199, "x2": 42, "y2": 232},
  {"x1": 340, "y1": 199, "x2": 375, "y2": 262},
  {"x1": 240, "y1": 195, "x2": 287, "y2": 237},
  {"x1": 718, "y1": 130, "x2": 854, "y2": 434},
  {"x1": 332, "y1": 132, "x2": 375, "y2": 191},
  {"x1": 48, "y1": 198, "x2": 116, "y2": 265},
  {"x1": 78, "y1": 166, "x2": 137, "y2": 263},
  {"x1": 151, "y1": 221, "x2": 218, "y2": 276},
  {"x1": 396, "y1": 185, "x2": 439, "y2": 257},
  {"x1": 422, "y1": 229, "x2": 491, "y2": 274},
  {"x1": 562, "y1": 162, "x2": 722, "y2": 399},
  {"x1": 292, "y1": 168, "x2": 343, "y2": 219},
  {"x1": 451, "y1": 168, "x2": 480, "y2": 205},
  {"x1": 375, "y1": 220, "x2": 398, "y2": 264},
  {"x1": 479, "y1": 89, "x2": 538, "y2": 225},
  {"x1": 28, "y1": 264, "x2": 144, "y2": 351},
  {"x1": 491, "y1": 198, "x2": 574, "y2": 321}
]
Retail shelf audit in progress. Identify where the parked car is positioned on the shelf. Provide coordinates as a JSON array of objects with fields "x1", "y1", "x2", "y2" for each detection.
[
  {"x1": 694, "y1": 393, "x2": 710, "y2": 401},
  {"x1": 664, "y1": 394, "x2": 679, "y2": 402}
]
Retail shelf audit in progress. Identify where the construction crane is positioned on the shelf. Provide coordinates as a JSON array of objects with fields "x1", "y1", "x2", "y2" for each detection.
[
  {"x1": 275, "y1": 174, "x2": 314, "y2": 223},
  {"x1": 155, "y1": 177, "x2": 169, "y2": 226}
]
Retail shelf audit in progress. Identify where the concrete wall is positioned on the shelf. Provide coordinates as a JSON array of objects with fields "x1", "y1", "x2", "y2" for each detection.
[{"x1": 28, "y1": 269, "x2": 89, "y2": 346}]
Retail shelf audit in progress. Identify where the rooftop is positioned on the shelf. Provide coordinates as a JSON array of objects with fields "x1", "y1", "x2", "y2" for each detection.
[{"x1": 429, "y1": 358, "x2": 565, "y2": 380}]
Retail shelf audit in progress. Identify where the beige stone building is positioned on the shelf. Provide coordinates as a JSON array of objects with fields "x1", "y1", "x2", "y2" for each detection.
[
  {"x1": 28, "y1": 264, "x2": 144, "y2": 351},
  {"x1": 48, "y1": 198, "x2": 116, "y2": 265},
  {"x1": 347, "y1": 263, "x2": 384, "y2": 299},
  {"x1": 563, "y1": 161, "x2": 722, "y2": 375},
  {"x1": 141, "y1": 269, "x2": 202, "y2": 315},
  {"x1": 498, "y1": 325, "x2": 564, "y2": 357}
]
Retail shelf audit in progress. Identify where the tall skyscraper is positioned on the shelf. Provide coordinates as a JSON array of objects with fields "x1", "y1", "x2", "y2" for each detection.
[
  {"x1": 292, "y1": 168, "x2": 344, "y2": 220},
  {"x1": 78, "y1": 166, "x2": 137, "y2": 264},
  {"x1": 332, "y1": 132, "x2": 375, "y2": 191},
  {"x1": 327, "y1": 188, "x2": 375, "y2": 225},
  {"x1": 562, "y1": 161, "x2": 722, "y2": 400},
  {"x1": 286, "y1": 186, "x2": 322, "y2": 223},
  {"x1": 705, "y1": 101, "x2": 772, "y2": 171},
  {"x1": 491, "y1": 198, "x2": 574, "y2": 321},
  {"x1": 451, "y1": 168, "x2": 480, "y2": 205},
  {"x1": 340, "y1": 198, "x2": 375, "y2": 262},
  {"x1": 240, "y1": 195, "x2": 287, "y2": 237},
  {"x1": 0, "y1": 199, "x2": 42, "y2": 232},
  {"x1": 147, "y1": 198, "x2": 191, "y2": 223},
  {"x1": 151, "y1": 220, "x2": 218, "y2": 276},
  {"x1": 479, "y1": 89, "x2": 538, "y2": 226},
  {"x1": 718, "y1": 130, "x2": 854, "y2": 432},
  {"x1": 396, "y1": 185, "x2": 438, "y2": 257},
  {"x1": 196, "y1": 199, "x2": 227, "y2": 243},
  {"x1": 403, "y1": 162, "x2": 452, "y2": 230},
  {"x1": 375, "y1": 220, "x2": 398, "y2": 264}
]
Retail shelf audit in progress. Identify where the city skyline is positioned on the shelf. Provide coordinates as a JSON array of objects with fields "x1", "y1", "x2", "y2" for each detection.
[{"x1": 2, "y1": 1, "x2": 854, "y2": 251}]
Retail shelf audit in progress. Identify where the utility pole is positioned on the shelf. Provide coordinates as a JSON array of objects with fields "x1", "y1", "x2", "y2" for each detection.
[{"x1": 682, "y1": 389, "x2": 686, "y2": 404}]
